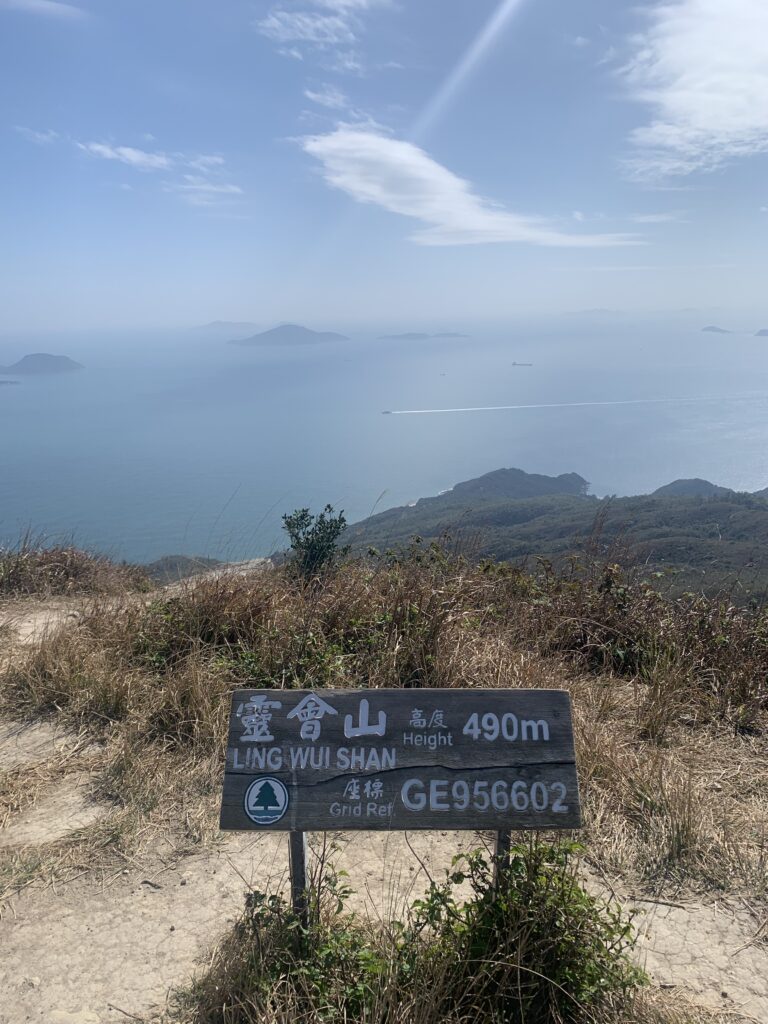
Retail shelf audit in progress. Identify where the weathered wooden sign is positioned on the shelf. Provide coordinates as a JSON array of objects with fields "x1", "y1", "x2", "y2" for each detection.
[{"x1": 220, "y1": 688, "x2": 580, "y2": 831}]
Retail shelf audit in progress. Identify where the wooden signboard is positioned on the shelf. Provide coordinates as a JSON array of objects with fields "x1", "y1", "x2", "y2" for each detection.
[{"x1": 221, "y1": 689, "x2": 580, "y2": 832}]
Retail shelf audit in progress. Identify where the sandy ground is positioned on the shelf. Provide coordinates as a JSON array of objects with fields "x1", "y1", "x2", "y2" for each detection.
[
  {"x1": 2, "y1": 598, "x2": 768, "y2": 1023},
  {"x1": 0, "y1": 598, "x2": 83, "y2": 649}
]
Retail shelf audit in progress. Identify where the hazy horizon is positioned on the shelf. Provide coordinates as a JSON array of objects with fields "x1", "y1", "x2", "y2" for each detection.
[{"x1": 3, "y1": 319, "x2": 768, "y2": 562}]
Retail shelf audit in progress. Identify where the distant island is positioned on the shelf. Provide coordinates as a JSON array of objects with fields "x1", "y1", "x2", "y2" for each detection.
[
  {"x1": 378, "y1": 331, "x2": 469, "y2": 340},
  {"x1": 701, "y1": 326, "x2": 768, "y2": 337},
  {"x1": 230, "y1": 323, "x2": 349, "y2": 346},
  {"x1": 348, "y1": 467, "x2": 768, "y2": 599},
  {"x1": 0, "y1": 353, "x2": 84, "y2": 375}
]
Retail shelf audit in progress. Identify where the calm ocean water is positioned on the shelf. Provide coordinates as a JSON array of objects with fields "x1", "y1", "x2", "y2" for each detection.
[{"x1": 3, "y1": 320, "x2": 768, "y2": 563}]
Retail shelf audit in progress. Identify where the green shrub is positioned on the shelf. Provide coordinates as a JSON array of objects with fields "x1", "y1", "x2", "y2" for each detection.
[
  {"x1": 283, "y1": 505, "x2": 349, "y2": 580},
  {"x1": 179, "y1": 841, "x2": 644, "y2": 1024},
  {"x1": 399, "y1": 841, "x2": 644, "y2": 1023}
]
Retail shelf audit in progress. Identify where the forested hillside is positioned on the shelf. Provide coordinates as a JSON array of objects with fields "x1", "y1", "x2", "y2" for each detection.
[{"x1": 349, "y1": 469, "x2": 768, "y2": 599}]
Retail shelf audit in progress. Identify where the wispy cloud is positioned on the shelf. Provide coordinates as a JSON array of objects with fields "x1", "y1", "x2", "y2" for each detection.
[
  {"x1": 304, "y1": 84, "x2": 349, "y2": 109},
  {"x1": 324, "y1": 49, "x2": 363, "y2": 73},
  {"x1": 258, "y1": 11, "x2": 354, "y2": 45},
  {"x1": 622, "y1": 0, "x2": 768, "y2": 179},
  {"x1": 256, "y1": 0, "x2": 388, "y2": 67},
  {"x1": 164, "y1": 176, "x2": 244, "y2": 207},
  {"x1": 629, "y1": 211, "x2": 684, "y2": 224},
  {"x1": 14, "y1": 126, "x2": 59, "y2": 144},
  {"x1": 78, "y1": 141, "x2": 172, "y2": 170},
  {"x1": 302, "y1": 128, "x2": 636, "y2": 248},
  {"x1": 74, "y1": 140, "x2": 242, "y2": 206},
  {"x1": 188, "y1": 154, "x2": 226, "y2": 171},
  {"x1": 0, "y1": 0, "x2": 83, "y2": 17}
]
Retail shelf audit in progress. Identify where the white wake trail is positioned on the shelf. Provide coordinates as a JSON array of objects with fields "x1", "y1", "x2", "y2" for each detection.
[{"x1": 383, "y1": 395, "x2": 766, "y2": 415}]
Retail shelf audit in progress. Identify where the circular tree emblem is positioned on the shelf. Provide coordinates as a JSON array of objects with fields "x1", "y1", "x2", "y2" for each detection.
[{"x1": 244, "y1": 777, "x2": 289, "y2": 825}]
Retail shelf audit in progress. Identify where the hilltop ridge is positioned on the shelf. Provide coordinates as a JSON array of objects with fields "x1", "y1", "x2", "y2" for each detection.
[{"x1": 349, "y1": 467, "x2": 768, "y2": 597}]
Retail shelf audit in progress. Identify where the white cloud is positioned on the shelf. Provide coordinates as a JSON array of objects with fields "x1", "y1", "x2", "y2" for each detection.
[
  {"x1": 572, "y1": 210, "x2": 585, "y2": 222},
  {"x1": 629, "y1": 211, "x2": 683, "y2": 224},
  {"x1": 78, "y1": 142, "x2": 172, "y2": 170},
  {"x1": 302, "y1": 128, "x2": 636, "y2": 247},
  {"x1": 15, "y1": 126, "x2": 59, "y2": 144},
  {"x1": 0, "y1": 0, "x2": 83, "y2": 17},
  {"x1": 571, "y1": 35, "x2": 590, "y2": 48},
  {"x1": 622, "y1": 0, "x2": 768, "y2": 178},
  {"x1": 304, "y1": 84, "x2": 348, "y2": 109},
  {"x1": 257, "y1": 11, "x2": 354, "y2": 45}
]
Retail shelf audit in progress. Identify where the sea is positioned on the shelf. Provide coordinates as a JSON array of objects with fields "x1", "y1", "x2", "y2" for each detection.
[{"x1": 3, "y1": 317, "x2": 768, "y2": 564}]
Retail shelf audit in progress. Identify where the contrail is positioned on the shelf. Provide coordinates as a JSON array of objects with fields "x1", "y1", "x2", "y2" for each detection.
[{"x1": 382, "y1": 395, "x2": 766, "y2": 415}]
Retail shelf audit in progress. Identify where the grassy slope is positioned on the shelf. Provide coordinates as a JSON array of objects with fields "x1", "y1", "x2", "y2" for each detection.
[{"x1": 3, "y1": 554, "x2": 766, "y2": 896}]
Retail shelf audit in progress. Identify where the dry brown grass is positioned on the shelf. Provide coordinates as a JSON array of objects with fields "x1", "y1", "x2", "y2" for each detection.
[
  {"x1": 2, "y1": 554, "x2": 767, "y2": 901},
  {"x1": 0, "y1": 536, "x2": 150, "y2": 598}
]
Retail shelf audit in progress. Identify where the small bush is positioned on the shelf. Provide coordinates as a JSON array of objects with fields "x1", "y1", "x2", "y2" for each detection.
[
  {"x1": 180, "y1": 841, "x2": 644, "y2": 1024},
  {"x1": 283, "y1": 505, "x2": 349, "y2": 579},
  {"x1": 0, "y1": 536, "x2": 149, "y2": 598},
  {"x1": 400, "y1": 842, "x2": 643, "y2": 1023}
]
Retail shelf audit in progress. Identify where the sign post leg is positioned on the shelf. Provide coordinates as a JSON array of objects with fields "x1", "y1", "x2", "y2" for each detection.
[
  {"x1": 495, "y1": 829, "x2": 511, "y2": 887},
  {"x1": 289, "y1": 830, "x2": 309, "y2": 929}
]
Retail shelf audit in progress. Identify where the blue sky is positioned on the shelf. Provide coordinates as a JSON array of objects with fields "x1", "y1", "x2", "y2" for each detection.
[{"x1": 2, "y1": 0, "x2": 767, "y2": 330}]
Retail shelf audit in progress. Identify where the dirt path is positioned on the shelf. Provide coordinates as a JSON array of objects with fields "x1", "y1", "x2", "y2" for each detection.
[
  {"x1": 2, "y1": 596, "x2": 768, "y2": 1022},
  {"x1": 0, "y1": 598, "x2": 83, "y2": 650}
]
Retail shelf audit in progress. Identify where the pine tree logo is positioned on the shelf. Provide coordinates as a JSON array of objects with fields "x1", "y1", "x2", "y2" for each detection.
[{"x1": 244, "y1": 777, "x2": 289, "y2": 825}]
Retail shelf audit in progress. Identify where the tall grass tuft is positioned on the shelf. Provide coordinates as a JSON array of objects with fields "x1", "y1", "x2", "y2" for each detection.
[{"x1": 0, "y1": 533, "x2": 149, "y2": 598}]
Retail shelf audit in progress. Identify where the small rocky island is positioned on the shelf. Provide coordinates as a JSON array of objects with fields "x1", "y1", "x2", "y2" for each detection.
[
  {"x1": 230, "y1": 323, "x2": 349, "y2": 346},
  {"x1": 0, "y1": 353, "x2": 84, "y2": 375}
]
